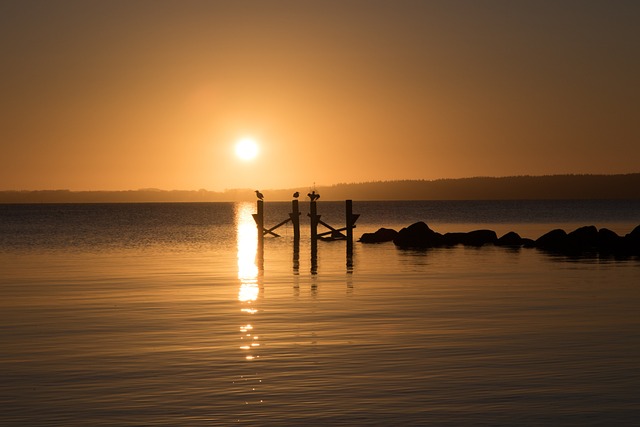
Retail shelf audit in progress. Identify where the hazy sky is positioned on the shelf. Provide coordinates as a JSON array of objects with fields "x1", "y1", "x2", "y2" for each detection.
[{"x1": 1, "y1": 0, "x2": 639, "y2": 191}]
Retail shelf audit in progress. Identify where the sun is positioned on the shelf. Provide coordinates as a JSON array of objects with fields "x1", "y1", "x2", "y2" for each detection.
[{"x1": 235, "y1": 137, "x2": 259, "y2": 161}]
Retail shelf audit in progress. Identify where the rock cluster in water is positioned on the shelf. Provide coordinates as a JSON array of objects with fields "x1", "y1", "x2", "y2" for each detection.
[{"x1": 359, "y1": 222, "x2": 640, "y2": 255}]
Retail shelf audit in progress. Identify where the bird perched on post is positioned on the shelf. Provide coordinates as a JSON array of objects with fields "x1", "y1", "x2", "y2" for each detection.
[
  {"x1": 293, "y1": 191, "x2": 299, "y2": 199},
  {"x1": 307, "y1": 190, "x2": 320, "y2": 201},
  {"x1": 255, "y1": 190, "x2": 264, "y2": 200}
]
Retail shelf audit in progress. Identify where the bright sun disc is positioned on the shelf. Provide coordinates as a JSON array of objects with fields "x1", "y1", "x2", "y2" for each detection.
[{"x1": 235, "y1": 138, "x2": 259, "y2": 161}]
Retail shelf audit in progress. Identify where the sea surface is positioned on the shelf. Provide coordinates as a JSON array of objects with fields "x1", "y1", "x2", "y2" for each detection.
[{"x1": 1, "y1": 200, "x2": 639, "y2": 426}]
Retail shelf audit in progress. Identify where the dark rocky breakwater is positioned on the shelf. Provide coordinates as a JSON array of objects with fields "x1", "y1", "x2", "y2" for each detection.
[{"x1": 359, "y1": 222, "x2": 640, "y2": 256}]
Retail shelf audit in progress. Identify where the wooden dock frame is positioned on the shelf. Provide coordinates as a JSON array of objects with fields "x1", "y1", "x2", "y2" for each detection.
[
  {"x1": 254, "y1": 198, "x2": 359, "y2": 274},
  {"x1": 309, "y1": 199, "x2": 359, "y2": 273},
  {"x1": 253, "y1": 198, "x2": 301, "y2": 247},
  {"x1": 310, "y1": 200, "x2": 359, "y2": 242}
]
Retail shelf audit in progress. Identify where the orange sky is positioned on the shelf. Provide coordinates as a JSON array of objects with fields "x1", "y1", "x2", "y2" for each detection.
[{"x1": 1, "y1": 1, "x2": 639, "y2": 191}]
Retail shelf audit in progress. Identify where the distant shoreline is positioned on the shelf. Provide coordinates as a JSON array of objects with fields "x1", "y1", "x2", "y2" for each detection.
[{"x1": 2, "y1": 174, "x2": 639, "y2": 203}]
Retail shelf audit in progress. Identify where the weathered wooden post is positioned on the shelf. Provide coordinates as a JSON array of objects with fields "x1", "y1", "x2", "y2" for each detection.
[
  {"x1": 253, "y1": 199, "x2": 264, "y2": 265},
  {"x1": 346, "y1": 199, "x2": 354, "y2": 256},
  {"x1": 292, "y1": 199, "x2": 300, "y2": 273},
  {"x1": 345, "y1": 199, "x2": 359, "y2": 270},
  {"x1": 293, "y1": 238, "x2": 300, "y2": 273},
  {"x1": 290, "y1": 199, "x2": 301, "y2": 242},
  {"x1": 309, "y1": 199, "x2": 319, "y2": 245},
  {"x1": 310, "y1": 199, "x2": 319, "y2": 274}
]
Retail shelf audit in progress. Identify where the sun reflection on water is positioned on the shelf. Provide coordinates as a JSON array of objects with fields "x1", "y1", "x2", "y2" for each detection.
[
  {"x1": 236, "y1": 202, "x2": 259, "y2": 298},
  {"x1": 234, "y1": 202, "x2": 264, "y2": 411}
]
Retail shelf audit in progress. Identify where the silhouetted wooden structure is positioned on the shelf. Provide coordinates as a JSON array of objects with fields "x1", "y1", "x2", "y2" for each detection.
[
  {"x1": 253, "y1": 200, "x2": 265, "y2": 265},
  {"x1": 253, "y1": 197, "x2": 359, "y2": 274},
  {"x1": 253, "y1": 198, "x2": 301, "y2": 243},
  {"x1": 346, "y1": 199, "x2": 358, "y2": 266}
]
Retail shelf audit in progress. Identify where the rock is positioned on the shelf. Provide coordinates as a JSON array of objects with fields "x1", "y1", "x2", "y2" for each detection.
[
  {"x1": 533, "y1": 225, "x2": 636, "y2": 255},
  {"x1": 566, "y1": 225, "x2": 598, "y2": 249},
  {"x1": 389, "y1": 221, "x2": 640, "y2": 255},
  {"x1": 597, "y1": 228, "x2": 622, "y2": 251},
  {"x1": 462, "y1": 229, "x2": 498, "y2": 246},
  {"x1": 625, "y1": 224, "x2": 640, "y2": 241},
  {"x1": 534, "y1": 229, "x2": 568, "y2": 250},
  {"x1": 623, "y1": 224, "x2": 640, "y2": 253},
  {"x1": 441, "y1": 230, "x2": 498, "y2": 246},
  {"x1": 393, "y1": 222, "x2": 443, "y2": 248},
  {"x1": 359, "y1": 228, "x2": 398, "y2": 243},
  {"x1": 496, "y1": 231, "x2": 523, "y2": 247},
  {"x1": 442, "y1": 232, "x2": 466, "y2": 246}
]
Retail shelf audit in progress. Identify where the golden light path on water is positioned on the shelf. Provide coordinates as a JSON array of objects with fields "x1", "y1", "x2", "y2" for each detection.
[
  {"x1": 234, "y1": 202, "x2": 264, "y2": 410},
  {"x1": 236, "y1": 202, "x2": 259, "y2": 305}
]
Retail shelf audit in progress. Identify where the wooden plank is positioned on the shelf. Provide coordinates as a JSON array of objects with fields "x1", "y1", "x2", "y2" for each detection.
[
  {"x1": 318, "y1": 219, "x2": 337, "y2": 231},
  {"x1": 317, "y1": 226, "x2": 348, "y2": 237},
  {"x1": 263, "y1": 228, "x2": 281, "y2": 237},
  {"x1": 265, "y1": 217, "x2": 291, "y2": 233}
]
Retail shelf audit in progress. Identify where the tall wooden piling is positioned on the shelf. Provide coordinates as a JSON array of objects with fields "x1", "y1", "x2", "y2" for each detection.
[
  {"x1": 309, "y1": 199, "x2": 319, "y2": 274},
  {"x1": 293, "y1": 238, "x2": 300, "y2": 273},
  {"x1": 253, "y1": 199, "x2": 264, "y2": 265},
  {"x1": 346, "y1": 200, "x2": 354, "y2": 249},
  {"x1": 310, "y1": 199, "x2": 319, "y2": 243},
  {"x1": 346, "y1": 199, "x2": 354, "y2": 267},
  {"x1": 290, "y1": 199, "x2": 301, "y2": 242}
]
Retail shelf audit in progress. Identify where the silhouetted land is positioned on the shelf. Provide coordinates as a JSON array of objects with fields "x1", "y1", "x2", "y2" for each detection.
[{"x1": 1, "y1": 174, "x2": 639, "y2": 203}]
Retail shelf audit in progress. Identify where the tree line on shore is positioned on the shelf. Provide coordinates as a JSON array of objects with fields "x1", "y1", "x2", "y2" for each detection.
[{"x1": 2, "y1": 173, "x2": 639, "y2": 203}]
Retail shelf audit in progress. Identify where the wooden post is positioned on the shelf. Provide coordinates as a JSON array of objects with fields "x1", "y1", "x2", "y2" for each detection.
[
  {"x1": 290, "y1": 199, "x2": 300, "y2": 242},
  {"x1": 291, "y1": 198, "x2": 301, "y2": 273},
  {"x1": 253, "y1": 199, "x2": 264, "y2": 267},
  {"x1": 346, "y1": 199, "x2": 353, "y2": 269},
  {"x1": 345, "y1": 199, "x2": 359, "y2": 272},
  {"x1": 293, "y1": 237, "x2": 300, "y2": 274},
  {"x1": 310, "y1": 243, "x2": 318, "y2": 275},
  {"x1": 310, "y1": 199, "x2": 319, "y2": 274},
  {"x1": 346, "y1": 199, "x2": 354, "y2": 251},
  {"x1": 310, "y1": 199, "x2": 319, "y2": 244}
]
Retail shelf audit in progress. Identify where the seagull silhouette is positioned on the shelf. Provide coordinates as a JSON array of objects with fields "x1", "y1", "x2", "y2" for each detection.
[
  {"x1": 255, "y1": 190, "x2": 264, "y2": 200},
  {"x1": 293, "y1": 191, "x2": 299, "y2": 198},
  {"x1": 307, "y1": 190, "x2": 320, "y2": 201}
]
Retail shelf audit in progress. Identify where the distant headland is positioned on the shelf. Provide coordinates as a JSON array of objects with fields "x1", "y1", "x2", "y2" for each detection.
[{"x1": 1, "y1": 174, "x2": 639, "y2": 203}]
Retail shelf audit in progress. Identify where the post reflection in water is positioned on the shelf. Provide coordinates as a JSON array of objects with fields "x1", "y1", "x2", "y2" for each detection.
[
  {"x1": 310, "y1": 240, "x2": 318, "y2": 275},
  {"x1": 234, "y1": 202, "x2": 263, "y2": 408},
  {"x1": 292, "y1": 238, "x2": 300, "y2": 275}
]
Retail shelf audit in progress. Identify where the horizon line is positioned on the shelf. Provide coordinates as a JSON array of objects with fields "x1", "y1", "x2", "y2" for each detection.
[{"x1": 3, "y1": 172, "x2": 639, "y2": 193}]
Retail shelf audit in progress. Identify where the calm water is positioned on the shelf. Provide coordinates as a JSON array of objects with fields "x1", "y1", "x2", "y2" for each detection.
[{"x1": 1, "y1": 200, "x2": 639, "y2": 426}]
